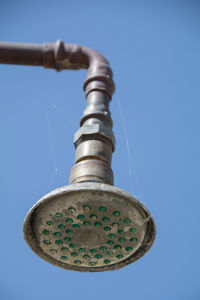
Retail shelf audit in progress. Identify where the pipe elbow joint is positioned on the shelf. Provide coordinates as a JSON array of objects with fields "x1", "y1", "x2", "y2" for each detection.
[{"x1": 43, "y1": 40, "x2": 115, "y2": 98}]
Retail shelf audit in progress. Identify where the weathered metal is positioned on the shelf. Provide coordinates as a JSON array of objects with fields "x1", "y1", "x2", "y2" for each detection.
[
  {"x1": 0, "y1": 40, "x2": 156, "y2": 271},
  {"x1": 75, "y1": 140, "x2": 112, "y2": 165},
  {"x1": 74, "y1": 123, "x2": 115, "y2": 151},
  {"x1": 23, "y1": 182, "x2": 156, "y2": 272},
  {"x1": 0, "y1": 40, "x2": 115, "y2": 97},
  {"x1": 0, "y1": 40, "x2": 115, "y2": 185}
]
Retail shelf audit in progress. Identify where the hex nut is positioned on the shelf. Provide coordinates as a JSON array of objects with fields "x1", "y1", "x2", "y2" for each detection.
[{"x1": 74, "y1": 123, "x2": 116, "y2": 151}]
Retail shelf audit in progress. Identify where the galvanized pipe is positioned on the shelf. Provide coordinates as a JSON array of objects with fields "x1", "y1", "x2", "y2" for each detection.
[
  {"x1": 70, "y1": 89, "x2": 115, "y2": 185},
  {"x1": 1, "y1": 40, "x2": 156, "y2": 272},
  {"x1": 0, "y1": 40, "x2": 115, "y2": 185},
  {"x1": 0, "y1": 42, "x2": 43, "y2": 66},
  {"x1": 0, "y1": 40, "x2": 115, "y2": 97}
]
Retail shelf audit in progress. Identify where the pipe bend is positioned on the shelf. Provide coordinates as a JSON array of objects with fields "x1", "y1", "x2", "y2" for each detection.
[
  {"x1": 0, "y1": 40, "x2": 115, "y2": 98},
  {"x1": 81, "y1": 45, "x2": 115, "y2": 98},
  {"x1": 43, "y1": 40, "x2": 115, "y2": 98}
]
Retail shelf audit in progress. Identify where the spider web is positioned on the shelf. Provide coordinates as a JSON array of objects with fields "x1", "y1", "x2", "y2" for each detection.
[
  {"x1": 117, "y1": 99, "x2": 144, "y2": 202},
  {"x1": 41, "y1": 98, "x2": 145, "y2": 204},
  {"x1": 41, "y1": 101, "x2": 73, "y2": 195}
]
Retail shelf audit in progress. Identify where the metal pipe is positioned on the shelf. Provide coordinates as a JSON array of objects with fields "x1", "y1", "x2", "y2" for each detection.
[
  {"x1": 0, "y1": 40, "x2": 115, "y2": 97},
  {"x1": 0, "y1": 42, "x2": 43, "y2": 66},
  {"x1": 0, "y1": 40, "x2": 156, "y2": 272},
  {"x1": 0, "y1": 40, "x2": 116, "y2": 184}
]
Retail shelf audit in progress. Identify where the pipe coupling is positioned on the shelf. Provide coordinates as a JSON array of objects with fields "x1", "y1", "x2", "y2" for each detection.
[
  {"x1": 69, "y1": 159, "x2": 113, "y2": 185},
  {"x1": 74, "y1": 123, "x2": 116, "y2": 152}
]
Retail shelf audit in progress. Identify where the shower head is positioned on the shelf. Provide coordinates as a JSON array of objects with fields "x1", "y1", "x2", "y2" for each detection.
[
  {"x1": 23, "y1": 182, "x2": 155, "y2": 272},
  {"x1": 0, "y1": 40, "x2": 156, "y2": 272}
]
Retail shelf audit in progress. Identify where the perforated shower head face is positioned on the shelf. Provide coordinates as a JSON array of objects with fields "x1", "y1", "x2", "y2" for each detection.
[{"x1": 23, "y1": 182, "x2": 156, "y2": 272}]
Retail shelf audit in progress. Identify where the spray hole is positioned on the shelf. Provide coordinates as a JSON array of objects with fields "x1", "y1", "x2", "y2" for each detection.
[
  {"x1": 112, "y1": 222, "x2": 119, "y2": 226},
  {"x1": 42, "y1": 230, "x2": 49, "y2": 235},
  {"x1": 46, "y1": 220, "x2": 53, "y2": 226},
  {"x1": 124, "y1": 218, "x2": 131, "y2": 224},
  {"x1": 61, "y1": 256, "x2": 68, "y2": 260},
  {"x1": 55, "y1": 240, "x2": 63, "y2": 245},
  {"x1": 90, "y1": 214, "x2": 97, "y2": 219},
  {"x1": 90, "y1": 249, "x2": 97, "y2": 254},
  {"x1": 114, "y1": 245, "x2": 121, "y2": 250},
  {"x1": 95, "y1": 254, "x2": 102, "y2": 259},
  {"x1": 64, "y1": 237, "x2": 71, "y2": 242},
  {"x1": 99, "y1": 206, "x2": 106, "y2": 212},
  {"x1": 68, "y1": 207, "x2": 76, "y2": 213},
  {"x1": 79, "y1": 248, "x2": 85, "y2": 253},
  {"x1": 61, "y1": 247, "x2": 68, "y2": 252},
  {"x1": 108, "y1": 233, "x2": 115, "y2": 238},
  {"x1": 116, "y1": 254, "x2": 123, "y2": 259},
  {"x1": 58, "y1": 224, "x2": 65, "y2": 229},
  {"x1": 104, "y1": 226, "x2": 111, "y2": 232},
  {"x1": 130, "y1": 238, "x2": 137, "y2": 243},
  {"x1": 50, "y1": 249, "x2": 57, "y2": 254},
  {"x1": 83, "y1": 221, "x2": 90, "y2": 226},
  {"x1": 66, "y1": 218, "x2": 73, "y2": 224},
  {"x1": 73, "y1": 224, "x2": 79, "y2": 229},
  {"x1": 54, "y1": 232, "x2": 61, "y2": 237},
  {"x1": 100, "y1": 246, "x2": 107, "y2": 251},
  {"x1": 125, "y1": 246, "x2": 133, "y2": 251},
  {"x1": 55, "y1": 213, "x2": 63, "y2": 218},
  {"x1": 84, "y1": 205, "x2": 91, "y2": 212},
  {"x1": 43, "y1": 240, "x2": 51, "y2": 245},
  {"x1": 102, "y1": 216, "x2": 109, "y2": 222},
  {"x1": 83, "y1": 254, "x2": 90, "y2": 260},
  {"x1": 74, "y1": 260, "x2": 81, "y2": 264},
  {"x1": 113, "y1": 211, "x2": 120, "y2": 217},
  {"x1": 107, "y1": 240, "x2": 114, "y2": 245},
  {"x1": 95, "y1": 222, "x2": 102, "y2": 227},
  {"x1": 104, "y1": 259, "x2": 110, "y2": 264},
  {"x1": 118, "y1": 237, "x2": 125, "y2": 242}
]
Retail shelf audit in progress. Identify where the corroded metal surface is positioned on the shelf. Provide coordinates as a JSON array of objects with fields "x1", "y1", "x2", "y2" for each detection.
[
  {"x1": 0, "y1": 40, "x2": 116, "y2": 185},
  {"x1": 0, "y1": 40, "x2": 115, "y2": 97},
  {"x1": 23, "y1": 182, "x2": 156, "y2": 272},
  {"x1": 74, "y1": 123, "x2": 116, "y2": 151},
  {"x1": 69, "y1": 159, "x2": 114, "y2": 185},
  {"x1": 0, "y1": 40, "x2": 156, "y2": 271},
  {"x1": 75, "y1": 140, "x2": 112, "y2": 165}
]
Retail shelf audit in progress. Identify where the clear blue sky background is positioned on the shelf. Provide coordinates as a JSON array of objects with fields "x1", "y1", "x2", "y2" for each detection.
[{"x1": 0, "y1": 1, "x2": 200, "y2": 299}]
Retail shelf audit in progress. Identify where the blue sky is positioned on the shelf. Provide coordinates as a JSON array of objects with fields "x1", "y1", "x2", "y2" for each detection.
[{"x1": 1, "y1": 1, "x2": 200, "y2": 299}]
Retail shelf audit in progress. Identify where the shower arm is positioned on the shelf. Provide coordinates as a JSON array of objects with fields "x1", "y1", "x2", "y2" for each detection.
[
  {"x1": 1, "y1": 40, "x2": 156, "y2": 272},
  {"x1": 0, "y1": 40, "x2": 116, "y2": 185}
]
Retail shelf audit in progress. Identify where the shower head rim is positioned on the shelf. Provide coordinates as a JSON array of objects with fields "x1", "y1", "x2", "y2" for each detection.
[{"x1": 23, "y1": 182, "x2": 156, "y2": 272}]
